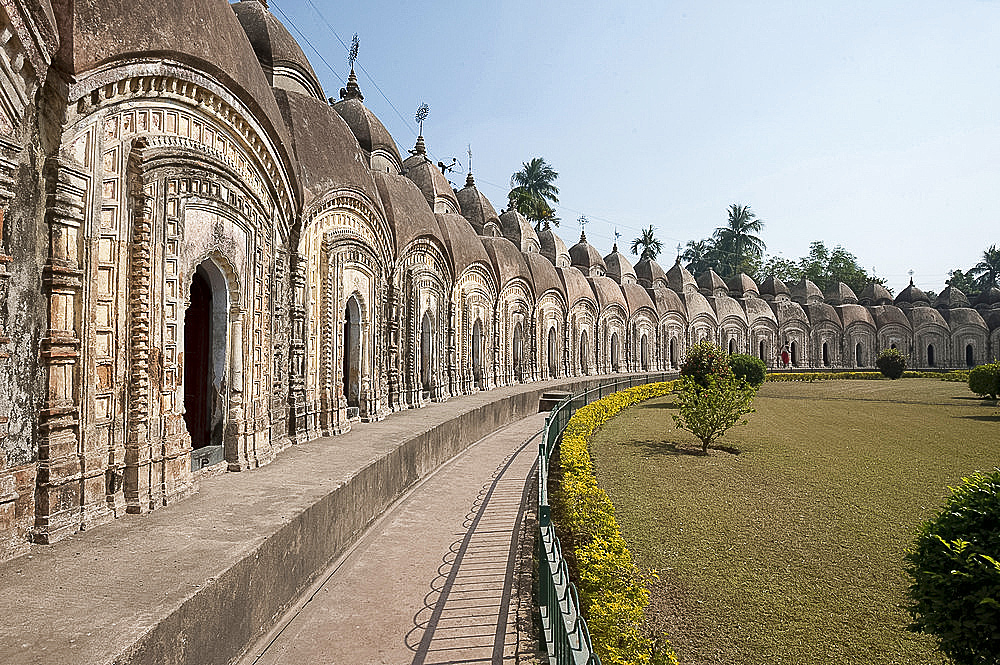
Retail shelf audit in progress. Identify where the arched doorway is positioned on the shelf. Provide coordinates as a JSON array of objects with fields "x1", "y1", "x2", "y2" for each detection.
[
  {"x1": 547, "y1": 327, "x2": 558, "y2": 378},
  {"x1": 184, "y1": 260, "x2": 229, "y2": 470},
  {"x1": 512, "y1": 321, "x2": 523, "y2": 382},
  {"x1": 420, "y1": 311, "x2": 433, "y2": 397},
  {"x1": 641, "y1": 334, "x2": 649, "y2": 370},
  {"x1": 856, "y1": 343, "x2": 863, "y2": 367},
  {"x1": 343, "y1": 296, "x2": 361, "y2": 414},
  {"x1": 966, "y1": 344, "x2": 975, "y2": 367},
  {"x1": 610, "y1": 331, "x2": 620, "y2": 372},
  {"x1": 580, "y1": 330, "x2": 589, "y2": 374},
  {"x1": 822, "y1": 342, "x2": 830, "y2": 367},
  {"x1": 790, "y1": 341, "x2": 798, "y2": 366},
  {"x1": 670, "y1": 338, "x2": 677, "y2": 368},
  {"x1": 728, "y1": 338, "x2": 736, "y2": 354},
  {"x1": 927, "y1": 344, "x2": 935, "y2": 367},
  {"x1": 758, "y1": 340, "x2": 765, "y2": 360},
  {"x1": 472, "y1": 318, "x2": 484, "y2": 389}
]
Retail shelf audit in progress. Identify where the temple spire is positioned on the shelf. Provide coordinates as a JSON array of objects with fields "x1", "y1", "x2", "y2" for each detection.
[{"x1": 339, "y1": 67, "x2": 364, "y2": 101}]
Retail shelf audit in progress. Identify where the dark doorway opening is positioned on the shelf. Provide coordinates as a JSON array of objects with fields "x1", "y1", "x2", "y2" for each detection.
[
  {"x1": 823, "y1": 342, "x2": 830, "y2": 367},
  {"x1": 472, "y1": 318, "x2": 484, "y2": 388},
  {"x1": 966, "y1": 344, "x2": 975, "y2": 367},
  {"x1": 670, "y1": 337, "x2": 677, "y2": 368},
  {"x1": 927, "y1": 344, "x2": 935, "y2": 367},
  {"x1": 580, "y1": 330, "x2": 589, "y2": 374},
  {"x1": 185, "y1": 262, "x2": 226, "y2": 470},
  {"x1": 641, "y1": 334, "x2": 649, "y2": 370},
  {"x1": 729, "y1": 338, "x2": 736, "y2": 354},
  {"x1": 548, "y1": 327, "x2": 558, "y2": 378},
  {"x1": 790, "y1": 341, "x2": 798, "y2": 366},
  {"x1": 611, "y1": 332, "x2": 620, "y2": 372},
  {"x1": 512, "y1": 321, "x2": 522, "y2": 382},
  {"x1": 343, "y1": 296, "x2": 361, "y2": 417},
  {"x1": 421, "y1": 311, "x2": 433, "y2": 397},
  {"x1": 856, "y1": 343, "x2": 863, "y2": 367}
]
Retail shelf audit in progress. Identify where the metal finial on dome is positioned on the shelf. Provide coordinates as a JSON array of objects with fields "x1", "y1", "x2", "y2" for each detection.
[
  {"x1": 465, "y1": 172, "x2": 475, "y2": 188},
  {"x1": 340, "y1": 67, "x2": 364, "y2": 101},
  {"x1": 411, "y1": 134, "x2": 426, "y2": 156}
]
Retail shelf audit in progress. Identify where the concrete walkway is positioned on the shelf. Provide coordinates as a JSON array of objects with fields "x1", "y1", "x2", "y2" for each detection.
[{"x1": 239, "y1": 413, "x2": 545, "y2": 665}]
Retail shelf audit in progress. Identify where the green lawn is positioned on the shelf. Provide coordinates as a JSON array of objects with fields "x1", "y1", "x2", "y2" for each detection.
[{"x1": 589, "y1": 379, "x2": 998, "y2": 665}]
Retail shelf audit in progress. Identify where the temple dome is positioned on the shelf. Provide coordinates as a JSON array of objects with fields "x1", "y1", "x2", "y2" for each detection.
[
  {"x1": 538, "y1": 226, "x2": 570, "y2": 268},
  {"x1": 603, "y1": 244, "x2": 637, "y2": 285},
  {"x1": 789, "y1": 278, "x2": 824, "y2": 305},
  {"x1": 974, "y1": 285, "x2": 1000, "y2": 309},
  {"x1": 331, "y1": 69, "x2": 402, "y2": 174},
  {"x1": 499, "y1": 208, "x2": 541, "y2": 254},
  {"x1": 696, "y1": 269, "x2": 728, "y2": 297},
  {"x1": 634, "y1": 256, "x2": 667, "y2": 289},
  {"x1": 758, "y1": 275, "x2": 790, "y2": 302},
  {"x1": 858, "y1": 281, "x2": 893, "y2": 306},
  {"x1": 935, "y1": 285, "x2": 971, "y2": 310},
  {"x1": 824, "y1": 282, "x2": 858, "y2": 305},
  {"x1": 401, "y1": 136, "x2": 460, "y2": 214},
  {"x1": 456, "y1": 173, "x2": 501, "y2": 236},
  {"x1": 232, "y1": 0, "x2": 325, "y2": 100},
  {"x1": 569, "y1": 231, "x2": 606, "y2": 277},
  {"x1": 894, "y1": 278, "x2": 931, "y2": 309},
  {"x1": 666, "y1": 258, "x2": 697, "y2": 295},
  {"x1": 727, "y1": 272, "x2": 759, "y2": 298}
]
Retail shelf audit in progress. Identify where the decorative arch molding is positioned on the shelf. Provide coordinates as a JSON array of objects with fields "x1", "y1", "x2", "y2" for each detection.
[
  {"x1": 303, "y1": 188, "x2": 394, "y2": 270},
  {"x1": 65, "y1": 65, "x2": 298, "y2": 231}
]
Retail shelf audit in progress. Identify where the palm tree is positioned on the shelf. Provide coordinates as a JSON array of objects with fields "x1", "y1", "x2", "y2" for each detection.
[
  {"x1": 508, "y1": 158, "x2": 559, "y2": 227},
  {"x1": 713, "y1": 203, "x2": 766, "y2": 277},
  {"x1": 630, "y1": 225, "x2": 663, "y2": 261},
  {"x1": 970, "y1": 244, "x2": 1000, "y2": 290},
  {"x1": 682, "y1": 239, "x2": 719, "y2": 275}
]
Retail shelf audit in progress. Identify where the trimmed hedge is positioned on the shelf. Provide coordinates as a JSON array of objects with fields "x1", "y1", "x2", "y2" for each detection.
[
  {"x1": 876, "y1": 348, "x2": 908, "y2": 379},
  {"x1": 552, "y1": 381, "x2": 680, "y2": 665},
  {"x1": 765, "y1": 370, "x2": 969, "y2": 383},
  {"x1": 730, "y1": 353, "x2": 767, "y2": 388},
  {"x1": 905, "y1": 469, "x2": 1000, "y2": 664},
  {"x1": 968, "y1": 362, "x2": 1000, "y2": 399}
]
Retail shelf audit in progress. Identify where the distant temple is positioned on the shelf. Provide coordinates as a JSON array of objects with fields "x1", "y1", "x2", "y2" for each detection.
[{"x1": 0, "y1": 0, "x2": 996, "y2": 560}]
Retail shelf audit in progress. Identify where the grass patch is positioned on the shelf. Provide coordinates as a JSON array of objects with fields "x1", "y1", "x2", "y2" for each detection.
[{"x1": 590, "y1": 379, "x2": 998, "y2": 665}]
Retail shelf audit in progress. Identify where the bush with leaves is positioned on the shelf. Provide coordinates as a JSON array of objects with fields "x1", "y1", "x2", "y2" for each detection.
[
  {"x1": 905, "y1": 469, "x2": 1000, "y2": 665},
  {"x1": 680, "y1": 341, "x2": 732, "y2": 388},
  {"x1": 875, "y1": 348, "x2": 907, "y2": 379},
  {"x1": 968, "y1": 362, "x2": 1000, "y2": 399},
  {"x1": 672, "y1": 374, "x2": 756, "y2": 453},
  {"x1": 729, "y1": 353, "x2": 767, "y2": 387}
]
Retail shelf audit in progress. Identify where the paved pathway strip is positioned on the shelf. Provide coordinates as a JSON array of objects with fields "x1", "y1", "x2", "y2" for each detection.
[{"x1": 240, "y1": 412, "x2": 546, "y2": 665}]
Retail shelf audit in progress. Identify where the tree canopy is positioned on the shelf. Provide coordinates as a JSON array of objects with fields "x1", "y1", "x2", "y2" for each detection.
[
  {"x1": 630, "y1": 225, "x2": 663, "y2": 261},
  {"x1": 508, "y1": 157, "x2": 560, "y2": 228}
]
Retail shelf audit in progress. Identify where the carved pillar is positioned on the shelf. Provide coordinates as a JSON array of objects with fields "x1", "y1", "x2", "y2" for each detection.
[
  {"x1": 288, "y1": 250, "x2": 308, "y2": 441},
  {"x1": 226, "y1": 307, "x2": 247, "y2": 469},
  {"x1": 33, "y1": 158, "x2": 87, "y2": 541},
  {"x1": 447, "y1": 298, "x2": 456, "y2": 398},
  {"x1": 386, "y1": 278, "x2": 400, "y2": 411}
]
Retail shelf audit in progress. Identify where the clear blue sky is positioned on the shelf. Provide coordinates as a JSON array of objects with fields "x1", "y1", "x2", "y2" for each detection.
[{"x1": 267, "y1": 0, "x2": 1000, "y2": 294}]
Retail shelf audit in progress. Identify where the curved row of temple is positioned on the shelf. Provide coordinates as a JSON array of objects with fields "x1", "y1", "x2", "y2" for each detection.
[{"x1": 0, "y1": 0, "x2": 997, "y2": 557}]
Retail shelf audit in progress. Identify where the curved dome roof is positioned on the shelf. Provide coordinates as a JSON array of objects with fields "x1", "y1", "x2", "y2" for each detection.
[
  {"x1": 538, "y1": 226, "x2": 570, "y2": 268},
  {"x1": 806, "y1": 302, "x2": 842, "y2": 328},
  {"x1": 401, "y1": 136, "x2": 460, "y2": 213},
  {"x1": 373, "y1": 171, "x2": 442, "y2": 255},
  {"x1": 634, "y1": 256, "x2": 667, "y2": 289},
  {"x1": 456, "y1": 174, "x2": 501, "y2": 236},
  {"x1": 940, "y1": 307, "x2": 987, "y2": 330},
  {"x1": 524, "y1": 251, "x2": 564, "y2": 300},
  {"x1": 974, "y1": 285, "x2": 1000, "y2": 309},
  {"x1": 588, "y1": 275, "x2": 628, "y2": 312},
  {"x1": 54, "y1": 0, "x2": 298, "y2": 196},
  {"x1": 697, "y1": 269, "x2": 728, "y2": 296},
  {"x1": 859, "y1": 281, "x2": 893, "y2": 306},
  {"x1": 712, "y1": 294, "x2": 749, "y2": 325},
  {"x1": 558, "y1": 266, "x2": 596, "y2": 308},
  {"x1": 870, "y1": 305, "x2": 912, "y2": 330},
  {"x1": 790, "y1": 278, "x2": 824, "y2": 305},
  {"x1": 331, "y1": 70, "x2": 402, "y2": 172},
  {"x1": 232, "y1": 0, "x2": 324, "y2": 100},
  {"x1": 667, "y1": 258, "x2": 698, "y2": 294},
  {"x1": 758, "y1": 275, "x2": 790, "y2": 301},
  {"x1": 743, "y1": 296, "x2": 777, "y2": 326},
  {"x1": 569, "y1": 231, "x2": 606, "y2": 275},
  {"x1": 727, "y1": 273, "x2": 759, "y2": 297},
  {"x1": 894, "y1": 279, "x2": 931, "y2": 308},
  {"x1": 648, "y1": 286, "x2": 686, "y2": 318},
  {"x1": 935, "y1": 285, "x2": 971, "y2": 310},
  {"x1": 434, "y1": 213, "x2": 491, "y2": 279},
  {"x1": 622, "y1": 282, "x2": 655, "y2": 315},
  {"x1": 836, "y1": 304, "x2": 875, "y2": 329},
  {"x1": 273, "y1": 89, "x2": 378, "y2": 205},
  {"x1": 499, "y1": 209, "x2": 540, "y2": 254},
  {"x1": 824, "y1": 282, "x2": 858, "y2": 305},
  {"x1": 984, "y1": 310, "x2": 1000, "y2": 331},
  {"x1": 907, "y1": 306, "x2": 948, "y2": 329},
  {"x1": 481, "y1": 236, "x2": 533, "y2": 292},
  {"x1": 682, "y1": 290, "x2": 718, "y2": 324},
  {"x1": 771, "y1": 299, "x2": 808, "y2": 325},
  {"x1": 603, "y1": 245, "x2": 637, "y2": 284}
]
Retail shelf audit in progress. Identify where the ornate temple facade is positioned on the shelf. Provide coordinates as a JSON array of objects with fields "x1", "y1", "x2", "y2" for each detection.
[{"x1": 0, "y1": 0, "x2": 997, "y2": 561}]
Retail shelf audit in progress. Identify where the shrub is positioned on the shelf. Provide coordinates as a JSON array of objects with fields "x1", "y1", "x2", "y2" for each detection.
[
  {"x1": 680, "y1": 341, "x2": 731, "y2": 388},
  {"x1": 729, "y1": 353, "x2": 767, "y2": 387},
  {"x1": 968, "y1": 362, "x2": 1000, "y2": 399},
  {"x1": 552, "y1": 382, "x2": 680, "y2": 665},
  {"x1": 672, "y1": 375, "x2": 756, "y2": 453},
  {"x1": 875, "y1": 348, "x2": 907, "y2": 379},
  {"x1": 905, "y1": 469, "x2": 1000, "y2": 665}
]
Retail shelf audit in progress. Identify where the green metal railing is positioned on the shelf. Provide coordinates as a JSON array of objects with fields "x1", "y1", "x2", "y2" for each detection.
[{"x1": 535, "y1": 372, "x2": 672, "y2": 665}]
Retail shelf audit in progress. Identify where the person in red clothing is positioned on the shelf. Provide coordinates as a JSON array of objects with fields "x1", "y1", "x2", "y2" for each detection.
[{"x1": 780, "y1": 344, "x2": 790, "y2": 368}]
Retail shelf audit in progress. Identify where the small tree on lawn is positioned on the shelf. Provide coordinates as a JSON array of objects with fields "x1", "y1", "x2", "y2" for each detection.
[
  {"x1": 672, "y1": 375, "x2": 756, "y2": 454},
  {"x1": 905, "y1": 469, "x2": 1000, "y2": 665},
  {"x1": 876, "y1": 348, "x2": 907, "y2": 379}
]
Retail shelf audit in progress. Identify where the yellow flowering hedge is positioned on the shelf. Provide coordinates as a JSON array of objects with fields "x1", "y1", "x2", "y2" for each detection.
[
  {"x1": 552, "y1": 381, "x2": 680, "y2": 665},
  {"x1": 765, "y1": 370, "x2": 969, "y2": 383}
]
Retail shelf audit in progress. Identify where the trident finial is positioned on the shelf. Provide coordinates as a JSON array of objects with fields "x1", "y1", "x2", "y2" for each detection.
[
  {"x1": 415, "y1": 103, "x2": 429, "y2": 135},
  {"x1": 349, "y1": 34, "x2": 359, "y2": 68}
]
